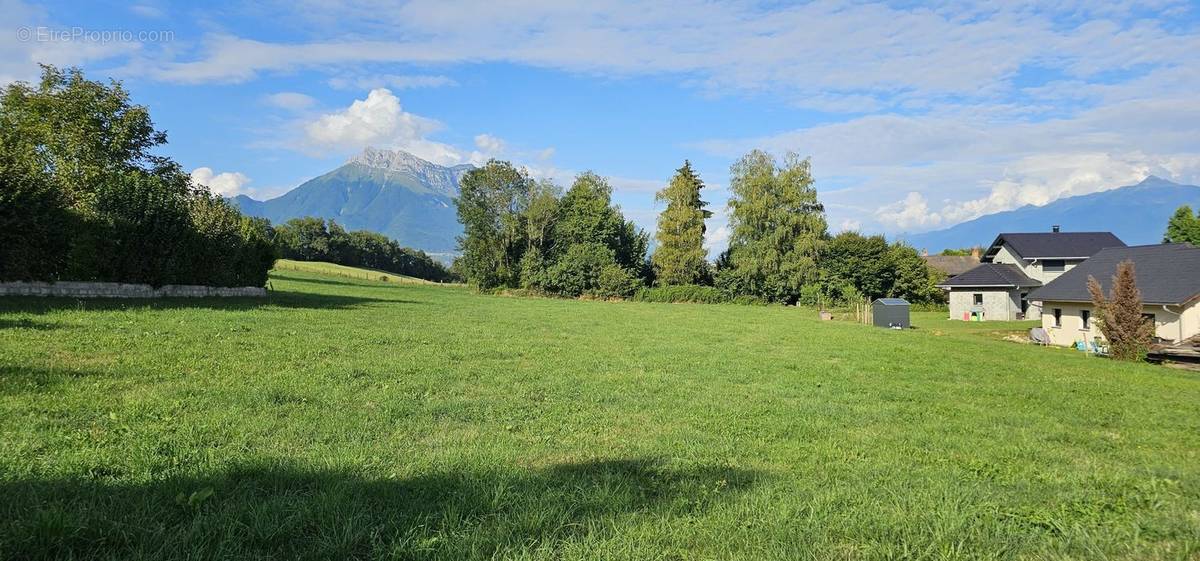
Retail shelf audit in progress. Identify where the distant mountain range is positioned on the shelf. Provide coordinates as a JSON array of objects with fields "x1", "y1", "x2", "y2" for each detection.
[
  {"x1": 232, "y1": 148, "x2": 472, "y2": 253},
  {"x1": 900, "y1": 176, "x2": 1200, "y2": 252}
]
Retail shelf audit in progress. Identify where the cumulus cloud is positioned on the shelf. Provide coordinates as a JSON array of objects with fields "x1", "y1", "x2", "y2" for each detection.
[
  {"x1": 301, "y1": 88, "x2": 465, "y2": 165},
  {"x1": 191, "y1": 167, "x2": 252, "y2": 197}
]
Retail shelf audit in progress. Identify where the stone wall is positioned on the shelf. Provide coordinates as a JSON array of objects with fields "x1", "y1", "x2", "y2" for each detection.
[{"x1": 0, "y1": 281, "x2": 266, "y2": 298}]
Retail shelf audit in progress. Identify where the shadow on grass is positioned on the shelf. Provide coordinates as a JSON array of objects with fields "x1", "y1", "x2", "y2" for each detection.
[
  {"x1": 1, "y1": 458, "x2": 760, "y2": 560},
  {"x1": 0, "y1": 318, "x2": 65, "y2": 331},
  {"x1": 0, "y1": 288, "x2": 417, "y2": 315}
]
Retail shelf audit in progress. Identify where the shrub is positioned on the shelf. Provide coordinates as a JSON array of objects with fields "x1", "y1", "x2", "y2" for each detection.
[
  {"x1": 589, "y1": 264, "x2": 641, "y2": 299},
  {"x1": 632, "y1": 284, "x2": 764, "y2": 305}
]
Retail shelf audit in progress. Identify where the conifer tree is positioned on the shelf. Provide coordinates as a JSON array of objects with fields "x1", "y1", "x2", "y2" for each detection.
[
  {"x1": 1164, "y1": 205, "x2": 1200, "y2": 246},
  {"x1": 1088, "y1": 260, "x2": 1155, "y2": 361},
  {"x1": 652, "y1": 161, "x2": 712, "y2": 285}
]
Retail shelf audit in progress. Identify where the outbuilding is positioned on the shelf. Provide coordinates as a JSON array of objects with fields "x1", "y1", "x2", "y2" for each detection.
[{"x1": 872, "y1": 298, "x2": 910, "y2": 329}]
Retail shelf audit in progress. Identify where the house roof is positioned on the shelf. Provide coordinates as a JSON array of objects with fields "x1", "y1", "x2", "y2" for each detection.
[
  {"x1": 982, "y1": 232, "x2": 1125, "y2": 261},
  {"x1": 1027, "y1": 244, "x2": 1200, "y2": 305},
  {"x1": 936, "y1": 263, "x2": 1042, "y2": 289},
  {"x1": 922, "y1": 255, "x2": 979, "y2": 276}
]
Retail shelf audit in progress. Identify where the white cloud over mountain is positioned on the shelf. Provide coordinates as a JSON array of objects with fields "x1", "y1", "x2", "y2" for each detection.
[{"x1": 191, "y1": 167, "x2": 251, "y2": 196}]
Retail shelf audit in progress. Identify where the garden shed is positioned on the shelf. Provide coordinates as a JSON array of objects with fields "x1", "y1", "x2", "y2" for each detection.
[{"x1": 872, "y1": 298, "x2": 910, "y2": 329}]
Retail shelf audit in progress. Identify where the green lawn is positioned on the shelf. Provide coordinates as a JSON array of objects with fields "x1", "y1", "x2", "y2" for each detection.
[{"x1": 2, "y1": 268, "x2": 1198, "y2": 560}]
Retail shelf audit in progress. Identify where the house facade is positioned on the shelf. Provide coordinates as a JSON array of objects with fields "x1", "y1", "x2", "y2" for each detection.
[
  {"x1": 937, "y1": 229, "x2": 1125, "y2": 321},
  {"x1": 1027, "y1": 244, "x2": 1200, "y2": 346}
]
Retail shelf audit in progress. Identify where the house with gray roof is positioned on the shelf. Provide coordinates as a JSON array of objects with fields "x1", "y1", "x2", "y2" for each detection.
[
  {"x1": 936, "y1": 227, "x2": 1125, "y2": 321},
  {"x1": 1027, "y1": 243, "x2": 1200, "y2": 346}
]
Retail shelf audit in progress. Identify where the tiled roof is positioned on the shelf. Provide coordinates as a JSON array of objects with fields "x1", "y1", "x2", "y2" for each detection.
[
  {"x1": 922, "y1": 255, "x2": 978, "y2": 276},
  {"x1": 1027, "y1": 244, "x2": 1200, "y2": 305},
  {"x1": 983, "y1": 232, "x2": 1125, "y2": 261},
  {"x1": 936, "y1": 263, "x2": 1042, "y2": 289}
]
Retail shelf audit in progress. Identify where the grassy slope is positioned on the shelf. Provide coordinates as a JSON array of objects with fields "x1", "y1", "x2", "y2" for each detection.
[
  {"x1": 1, "y1": 270, "x2": 1198, "y2": 560},
  {"x1": 271, "y1": 259, "x2": 452, "y2": 285}
]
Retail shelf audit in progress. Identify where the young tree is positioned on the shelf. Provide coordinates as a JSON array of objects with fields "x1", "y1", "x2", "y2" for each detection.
[
  {"x1": 652, "y1": 160, "x2": 712, "y2": 285},
  {"x1": 1164, "y1": 205, "x2": 1200, "y2": 246},
  {"x1": 455, "y1": 160, "x2": 533, "y2": 288},
  {"x1": 717, "y1": 150, "x2": 827, "y2": 303},
  {"x1": 1088, "y1": 260, "x2": 1155, "y2": 361}
]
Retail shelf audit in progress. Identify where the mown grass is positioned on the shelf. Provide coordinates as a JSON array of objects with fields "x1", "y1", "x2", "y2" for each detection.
[{"x1": 1, "y1": 268, "x2": 1198, "y2": 560}]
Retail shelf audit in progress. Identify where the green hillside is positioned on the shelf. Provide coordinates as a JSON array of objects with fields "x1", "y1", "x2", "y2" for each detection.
[
  {"x1": 2, "y1": 269, "x2": 1198, "y2": 559},
  {"x1": 272, "y1": 259, "x2": 454, "y2": 286}
]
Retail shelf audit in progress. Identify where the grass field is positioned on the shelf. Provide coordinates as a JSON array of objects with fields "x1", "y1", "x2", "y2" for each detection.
[{"x1": 2, "y1": 266, "x2": 1199, "y2": 560}]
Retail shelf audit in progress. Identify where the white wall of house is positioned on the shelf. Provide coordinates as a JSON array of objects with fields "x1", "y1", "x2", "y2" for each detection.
[
  {"x1": 948, "y1": 288, "x2": 1024, "y2": 321},
  {"x1": 1039, "y1": 300, "x2": 1200, "y2": 346}
]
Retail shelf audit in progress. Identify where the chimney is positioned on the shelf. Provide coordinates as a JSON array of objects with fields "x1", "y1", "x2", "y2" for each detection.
[
  {"x1": 970, "y1": 246, "x2": 981, "y2": 260},
  {"x1": 1052, "y1": 225, "x2": 1061, "y2": 233}
]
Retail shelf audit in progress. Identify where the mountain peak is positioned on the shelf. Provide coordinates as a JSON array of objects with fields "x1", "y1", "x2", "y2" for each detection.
[
  {"x1": 347, "y1": 147, "x2": 436, "y2": 171},
  {"x1": 344, "y1": 147, "x2": 474, "y2": 197}
]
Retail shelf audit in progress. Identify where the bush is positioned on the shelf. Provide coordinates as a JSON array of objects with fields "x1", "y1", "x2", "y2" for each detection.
[
  {"x1": 541, "y1": 242, "x2": 615, "y2": 298},
  {"x1": 632, "y1": 284, "x2": 764, "y2": 305},
  {"x1": 588, "y1": 264, "x2": 641, "y2": 299},
  {"x1": 0, "y1": 66, "x2": 276, "y2": 288}
]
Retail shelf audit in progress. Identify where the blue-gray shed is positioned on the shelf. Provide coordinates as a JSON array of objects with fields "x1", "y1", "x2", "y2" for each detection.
[{"x1": 872, "y1": 298, "x2": 910, "y2": 329}]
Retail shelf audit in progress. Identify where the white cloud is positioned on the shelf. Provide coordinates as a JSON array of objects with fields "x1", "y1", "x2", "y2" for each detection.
[
  {"x1": 703, "y1": 225, "x2": 730, "y2": 252},
  {"x1": 875, "y1": 192, "x2": 944, "y2": 231},
  {"x1": 327, "y1": 74, "x2": 457, "y2": 91},
  {"x1": 263, "y1": 92, "x2": 316, "y2": 110},
  {"x1": 704, "y1": 94, "x2": 1200, "y2": 234},
  {"x1": 472, "y1": 133, "x2": 504, "y2": 155},
  {"x1": 301, "y1": 88, "x2": 464, "y2": 165},
  {"x1": 129, "y1": 4, "x2": 164, "y2": 18},
  {"x1": 1, "y1": 0, "x2": 144, "y2": 86},
  {"x1": 140, "y1": 2, "x2": 1199, "y2": 111},
  {"x1": 838, "y1": 219, "x2": 862, "y2": 233},
  {"x1": 191, "y1": 167, "x2": 252, "y2": 197}
]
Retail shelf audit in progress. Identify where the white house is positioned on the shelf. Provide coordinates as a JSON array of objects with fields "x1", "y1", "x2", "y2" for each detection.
[
  {"x1": 1027, "y1": 243, "x2": 1200, "y2": 347},
  {"x1": 937, "y1": 228, "x2": 1125, "y2": 321}
]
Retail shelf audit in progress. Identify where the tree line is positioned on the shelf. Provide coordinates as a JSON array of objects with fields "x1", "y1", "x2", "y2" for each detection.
[
  {"x1": 0, "y1": 66, "x2": 276, "y2": 287},
  {"x1": 273, "y1": 217, "x2": 456, "y2": 283},
  {"x1": 454, "y1": 151, "x2": 942, "y2": 305}
]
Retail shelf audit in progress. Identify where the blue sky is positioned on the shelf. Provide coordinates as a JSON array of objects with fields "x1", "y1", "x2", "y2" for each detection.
[{"x1": 5, "y1": 0, "x2": 1200, "y2": 252}]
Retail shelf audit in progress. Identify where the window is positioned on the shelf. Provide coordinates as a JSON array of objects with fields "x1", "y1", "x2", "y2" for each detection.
[
  {"x1": 1043, "y1": 260, "x2": 1065, "y2": 272},
  {"x1": 1053, "y1": 308, "x2": 1062, "y2": 328},
  {"x1": 973, "y1": 293, "x2": 983, "y2": 305},
  {"x1": 1081, "y1": 309, "x2": 1091, "y2": 330}
]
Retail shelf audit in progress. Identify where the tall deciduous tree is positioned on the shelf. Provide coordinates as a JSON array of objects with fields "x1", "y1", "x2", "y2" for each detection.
[
  {"x1": 652, "y1": 160, "x2": 712, "y2": 285},
  {"x1": 1088, "y1": 260, "x2": 1155, "y2": 361},
  {"x1": 454, "y1": 160, "x2": 533, "y2": 289},
  {"x1": 820, "y1": 231, "x2": 892, "y2": 299},
  {"x1": 717, "y1": 150, "x2": 827, "y2": 303},
  {"x1": 539, "y1": 172, "x2": 648, "y2": 297},
  {"x1": 1164, "y1": 205, "x2": 1200, "y2": 246}
]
